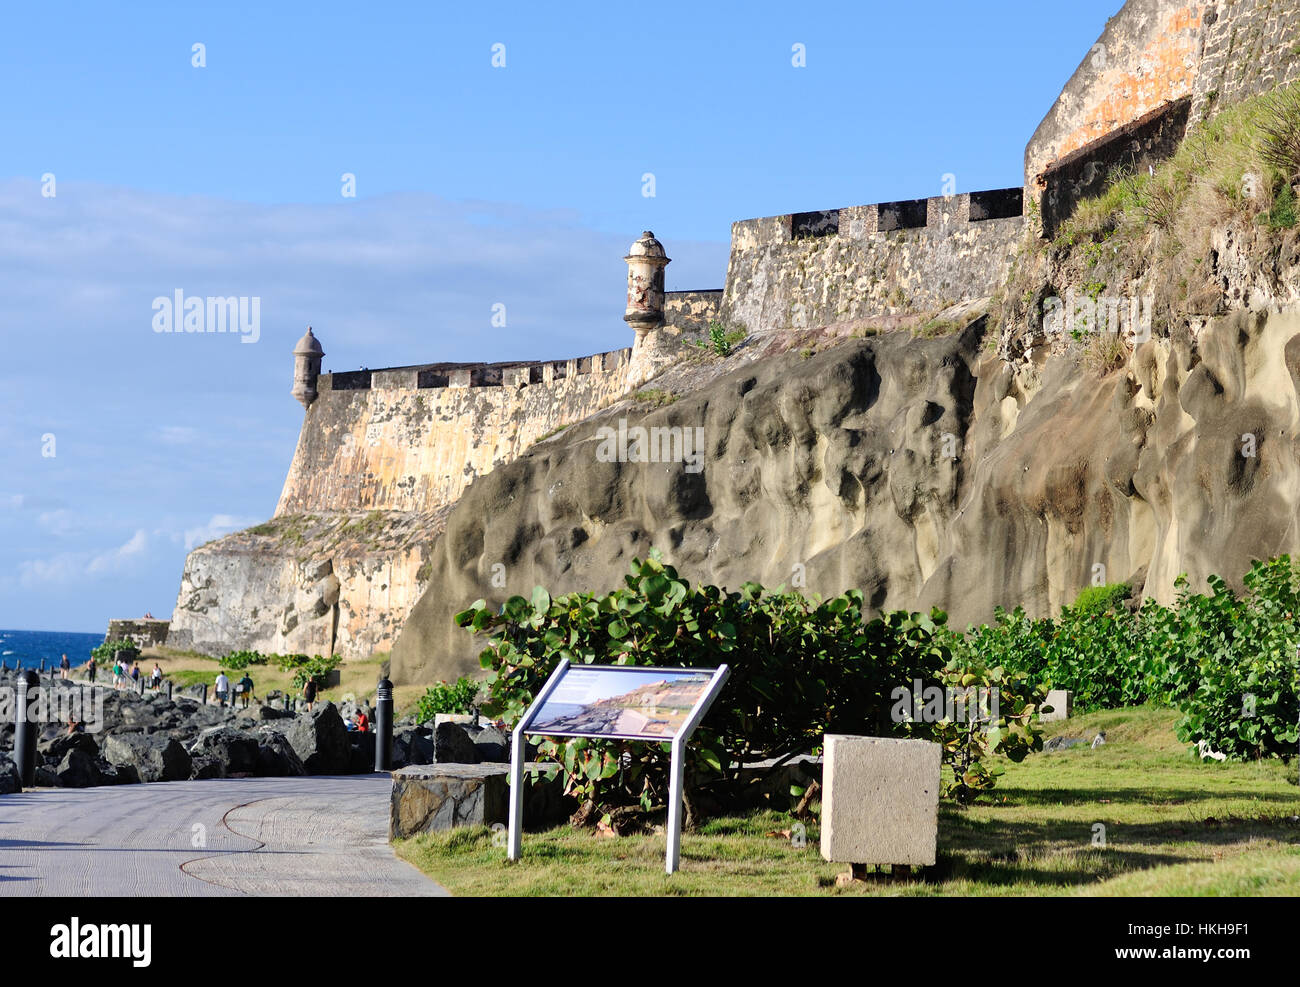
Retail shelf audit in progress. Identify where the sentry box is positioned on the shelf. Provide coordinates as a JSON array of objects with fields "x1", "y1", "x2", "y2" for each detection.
[{"x1": 507, "y1": 660, "x2": 730, "y2": 874}]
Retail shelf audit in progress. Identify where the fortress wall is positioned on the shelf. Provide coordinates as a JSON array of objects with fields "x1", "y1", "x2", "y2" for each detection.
[
  {"x1": 274, "y1": 347, "x2": 634, "y2": 516},
  {"x1": 1191, "y1": 0, "x2": 1300, "y2": 121},
  {"x1": 663, "y1": 290, "x2": 723, "y2": 331},
  {"x1": 1039, "y1": 96, "x2": 1192, "y2": 239},
  {"x1": 1024, "y1": 0, "x2": 1206, "y2": 196},
  {"x1": 719, "y1": 191, "x2": 1024, "y2": 332}
]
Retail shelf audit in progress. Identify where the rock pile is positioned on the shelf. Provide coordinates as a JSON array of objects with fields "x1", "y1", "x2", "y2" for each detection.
[{"x1": 0, "y1": 671, "x2": 503, "y2": 791}]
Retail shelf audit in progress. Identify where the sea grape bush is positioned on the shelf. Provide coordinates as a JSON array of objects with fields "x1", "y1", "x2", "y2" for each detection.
[
  {"x1": 218, "y1": 649, "x2": 270, "y2": 670},
  {"x1": 414, "y1": 676, "x2": 480, "y2": 722},
  {"x1": 963, "y1": 557, "x2": 1300, "y2": 760},
  {"x1": 90, "y1": 638, "x2": 139, "y2": 660},
  {"x1": 927, "y1": 656, "x2": 1050, "y2": 804},
  {"x1": 456, "y1": 552, "x2": 1043, "y2": 812}
]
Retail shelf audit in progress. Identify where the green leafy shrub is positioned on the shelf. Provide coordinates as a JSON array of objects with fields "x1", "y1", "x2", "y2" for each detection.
[
  {"x1": 218, "y1": 649, "x2": 270, "y2": 670},
  {"x1": 926, "y1": 657, "x2": 1048, "y2": 804},
  {"x1": 415, "y1": 677, "x2": 481, "y2": 723},
  {"x1": 456, "y1": 552, "x2": 1022, "y2": 814},
  {"x1": 91, "y1": 639, "x2": 139, "y2": 660},
  {"x1": 963, "y1": 558, "x2": 1300, "y2": 761},
  {"x1": 277, "y1": 653, "x2": 340, "y2": 690},
  {"x1": 694, "y1": 320, "x2": 746, "y2": 357}
]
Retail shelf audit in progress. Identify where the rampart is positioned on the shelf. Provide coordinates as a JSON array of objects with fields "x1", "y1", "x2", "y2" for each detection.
[
  {"x1": 718, "y1": 188, "x2": 1024, "y2": 332},
  {"x1": 1192, "y1": 0, "x2": 1300, "y2": 121},
  {"x1": 104, "y1": 619, "x2": 170, "y2": 649},
  {"x1": 1027, "y1": 1, "x2": 1300, "y2": 235},
  {"x1": 275, "y1": 346, "x2": 636, "y2": 516}
]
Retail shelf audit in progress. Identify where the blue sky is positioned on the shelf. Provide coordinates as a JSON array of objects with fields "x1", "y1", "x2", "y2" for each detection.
[{"x1": 0, "y1": 0, "x2": 1122, "y2": 633}]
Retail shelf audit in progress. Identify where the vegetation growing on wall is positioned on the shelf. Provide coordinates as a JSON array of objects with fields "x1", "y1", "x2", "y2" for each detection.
[{"x1": 1000, "y1": 81, "x2": 1300, "y2": 370}]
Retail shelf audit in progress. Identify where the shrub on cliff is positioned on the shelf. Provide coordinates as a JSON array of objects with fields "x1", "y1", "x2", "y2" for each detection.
[{"x1": 456, "y1": 552, "x2": 1044, "y2": 815}]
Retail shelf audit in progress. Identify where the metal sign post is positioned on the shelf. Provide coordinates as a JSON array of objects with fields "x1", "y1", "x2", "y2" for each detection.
[{"x1": 507, "y1": 661, "x2": 730, "y2": 874}]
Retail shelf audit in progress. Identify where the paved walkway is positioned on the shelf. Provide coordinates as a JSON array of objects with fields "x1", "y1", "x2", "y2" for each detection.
[{"x1": 0, "y1": 774, "x2": 448, "y2": 896}]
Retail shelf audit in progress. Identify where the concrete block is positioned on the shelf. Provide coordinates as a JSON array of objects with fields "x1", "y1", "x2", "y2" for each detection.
[
  {"x1": 1042, "y1": 690, "x2": 1073, "y2": 722},
  {"x1": 819, "y1": 735, "x2": 940, "y2": 867}
]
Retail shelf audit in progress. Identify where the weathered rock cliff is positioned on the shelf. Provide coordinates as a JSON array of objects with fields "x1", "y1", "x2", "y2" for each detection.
[{"x1": 391, "y1": 298, "x2": 1300, "y2": 685}]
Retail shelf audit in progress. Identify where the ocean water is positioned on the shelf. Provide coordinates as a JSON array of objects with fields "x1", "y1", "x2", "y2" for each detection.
[{"x1": 0, "y1": 628, "x2": 103, "y2": 670}]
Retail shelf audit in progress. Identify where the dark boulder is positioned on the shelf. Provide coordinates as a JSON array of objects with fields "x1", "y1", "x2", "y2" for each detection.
[
  {"x1": 189, "y1": 755, "x2": 226, "y2": 780},
  {"x1": 284, "y1": 702, "x2": 351, "y2": 774},
  {"x1": 466, "y1": 723, "x2": 509, "y2": 763},
  {"x1": 253, "y1": 730, "x2": 306, "y2": 777},
  {"x1": 348, "y1": 731, "x2": 376, "y2": 773},
  {"x1": 187, "y1": 726, "x2": 260, "y2": 776},
  {"x1": 56, "y1": 749, "x2": 102, "y2": 788},
  {"x1": 43, "y1": 732, "x2": 100, "y2": 764},
  {"x1": 103, "y1": 732, "x2": 192, "y2": 783},
  {"x1": 393, "y1": 725, "x2": 434, "y2": 767},
  {"x1": 434, "y1": 722, "x2": 481, "y2": 764},
  {"x1": 0, "y1": 759, "x2": 20, "y2": 794},
  {"x1": 95, "y1": 759, "x2": 138, "y2": 785}
]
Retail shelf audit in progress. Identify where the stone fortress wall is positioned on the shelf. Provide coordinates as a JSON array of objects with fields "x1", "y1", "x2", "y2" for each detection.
[
  {"x1": 1027, "y1": 0, "x2": 1300, "y2": 237},
  {"x1": 718, "y1": 188, "x2": 1026, "y2": 333},
  {"x1": 276, "y1": 347, "x2": 636, "y2": 516}
]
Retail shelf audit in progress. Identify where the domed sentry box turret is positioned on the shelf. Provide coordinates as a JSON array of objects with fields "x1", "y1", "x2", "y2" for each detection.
[
  {"x1": 291, "y1": 327, "x2": 325, "y2": 408},
  {"x1": 624, "y1": 231, "x2": 671, "y2": 333}
]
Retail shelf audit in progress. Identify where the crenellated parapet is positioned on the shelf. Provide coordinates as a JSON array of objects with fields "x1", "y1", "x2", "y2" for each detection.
[
  {"x1": 275, "y1": 343, "x2": 641, "y2": 517},
  {"x1": 319, "y1": 347, "x2": 634, "y2": 395},
  {"x1": 720, "y1": 187, "x2": 1025, "y2": 333}
]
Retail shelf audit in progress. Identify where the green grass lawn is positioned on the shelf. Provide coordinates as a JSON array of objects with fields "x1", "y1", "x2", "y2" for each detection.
[{"x1": 393, "y1": 707, "x2": 1300, "y2": 896}]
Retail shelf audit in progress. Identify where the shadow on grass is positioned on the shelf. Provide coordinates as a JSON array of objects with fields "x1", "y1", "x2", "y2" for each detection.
[{"x1": 975, "y1": 786, "x2": 1300, "y2": 808}]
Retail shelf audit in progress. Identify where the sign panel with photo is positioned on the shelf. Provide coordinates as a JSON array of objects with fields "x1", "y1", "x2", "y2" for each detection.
[{"x1": 528, "y1": 665, "x2": 718, "y2": 741}]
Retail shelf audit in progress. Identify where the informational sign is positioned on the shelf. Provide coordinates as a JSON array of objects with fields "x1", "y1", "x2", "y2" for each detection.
[
  {"x1": 528, "y1": 665, "x2": 718, "y2": 741},
  {"x1": 507, "y1": 659, "x2": 730, "y2": 874}
]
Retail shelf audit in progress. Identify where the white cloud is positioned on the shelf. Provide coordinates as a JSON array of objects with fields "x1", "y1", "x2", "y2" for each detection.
[
  {"x1": 20, "y1": 528, "x2": 150, "y2": 586},
  {"x1": 86, "y1": 529, "x2": 148, "y2": 574},
  {"x1": 183, "y1": 514, "x2": 259, "y2": 550}
]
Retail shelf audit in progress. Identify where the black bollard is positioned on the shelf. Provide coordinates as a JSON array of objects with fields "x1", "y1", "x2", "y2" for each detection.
[
  {"x1": 38, "y1": 658, "x2": 45, "y2": 673},
  {"x1": 165, "y1": 681, "x2": 173, "y2": 701},
  {"x1": 13, "y1": 670, "x2": 39, "y2": 787},
  {"x1": 374, "y1": 677, "x2": 393, "y2": 772},
  {"x1": 201, "y1": 683, "x2": 209, "y2": 705}
]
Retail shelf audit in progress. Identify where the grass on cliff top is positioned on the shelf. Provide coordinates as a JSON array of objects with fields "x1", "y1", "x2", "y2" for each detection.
[{"x1": 393, "y1": 706, "x2": 1300, "y2": 896}]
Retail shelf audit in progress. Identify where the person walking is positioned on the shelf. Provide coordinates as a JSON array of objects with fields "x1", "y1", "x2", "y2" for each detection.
[
  {"x1": 86, "y1": 656, "x2": 97, "y2": 684},
  {"x1": 150, "y1": 664, "x2": 163, "y2": 691},
  {"x1": 59, "y1": 653, "x2": 71, "y2": 680},
  {"x1": 130, "y1": 662, "x2": 141, "y2": 690},
  {"x1": 112, "y1": 659, "x2": 122, "y2": 690},
  {"x1": 215, "y1": 671, "x2": 231, "y2": 707},
  {"x1": 302, "y1": 675, "x2": 317, "y2": 712},
  {"x1": 237, "y1": 672, "x2": 255, "y2": 709}
]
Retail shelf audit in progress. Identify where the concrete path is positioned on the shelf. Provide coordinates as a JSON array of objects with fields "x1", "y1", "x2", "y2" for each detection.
[{"x1": 0, "y1": 774, "x2": 448, "y2": 896}]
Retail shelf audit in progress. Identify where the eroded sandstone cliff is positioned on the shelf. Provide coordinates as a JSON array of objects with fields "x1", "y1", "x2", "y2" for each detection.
[{"x1": 390, "y1": 297, "x2": 1300, "y2": 685}]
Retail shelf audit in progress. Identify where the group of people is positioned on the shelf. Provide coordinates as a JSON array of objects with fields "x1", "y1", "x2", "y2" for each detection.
[
  {"x1": 101, "y1": 658, "x2": 164, "y2": 691},
  {"x1": 213, "y1": 670, "x2": 257, "y2": 709}
]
